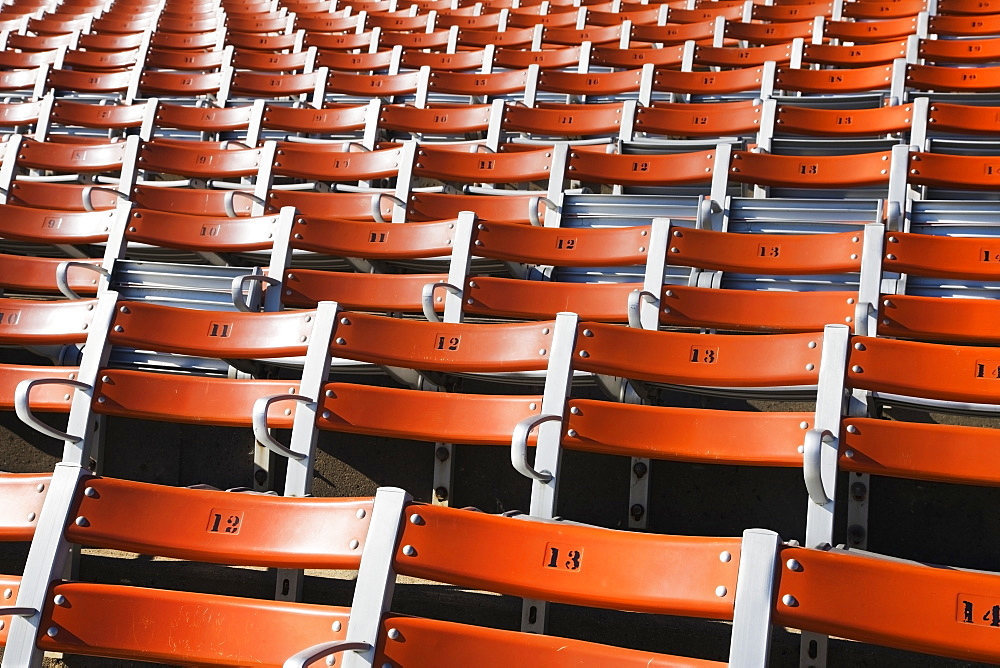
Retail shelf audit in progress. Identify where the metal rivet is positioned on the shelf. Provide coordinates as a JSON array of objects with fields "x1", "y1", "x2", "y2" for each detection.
[
  {"x1": 854, "y1": 342, "x2": 865, "y2": 351},
  {"x1": 845, "y1": 450, "x2": 854, "y2": 458},
  {"x1": 567, "y1": 429, "x2": 577, "y2": 437},
  {"x1": 333, "y1": 621, "x2": 343, "y2": 632},
  {"x1": 850, "y1": 254, "x2": 858, "y2": 260},
  {"x1": 36, "y1": 484, "x2": 45, "y2": 493},
  {"x1": 340, "y1": 318, "x2": 350, "y2": 325},
  {"x1": 387, "y1": 628, "x2": 401, "y2": 641},
  {"x1": 75, "y1": 517, "x2": 89, "y2": 527},
  {"x1": 402, "y1": 545, "x2": 416, "y2": 557},
  {"x1": 799, "y1": 421, "x2": 809, "y2": 429},
  {"x1": 113, "y1": 325, "x2": 123, "y2": 332},
  {"x1": 785, "y1": 559, "x2": 801, "y2": 572},
  {"x1": 886, "y1": 253, "x2": 896, "y2": 260},
  {"x1": 46, "y1": 627, "x2": 58, "y2": 637},
  {"x1": 797, "y1": 445, "x2": 805, "y2": 453},
  {"x1": 356, "y1": 509, "x2": 366, "y2": 520},
  {"x1": 349, "y1": 539, "x2": 360, "y2": 550},
  {"x1": 322, "y1": 410, "x2": 331, "y2": 419},
  {"x1": 570, "y1": 406, "x2": 581, "y2": 415},
  {"x1": 852, "y1": 365, "x2": 863, "y2": 373},
  {"x1": 578, "y1": 351, "x2": 589, "y2": 358},
  {"x1": 542, "y1": 328, "x2": 550, "y2": 335},
  {"x1": 782, "y1": 594, "x2": 798, "y2": 607},
  {"x1": 326, "y1": 655, "x2": 336, "y2": 666},
  {"x1": 715, "y1": 586, "x2": 727, "y2": 597},
  {"x1": 807, "y1": 341, "x2": 816, "y2": 349},
  {"x1": 719, "y1": 551, "x2": 732, "y2": 563},
  {"x1": 3, "y1": 588, "x2": 12, "y2": 599},
  {"x1": 27, "y1": 512, "x2": 35, "y2": 522},
  {"x1": 409, "y1": 514, "x2": 424, "y2": 525},
  {"x1": 582, "y1": 329, "x2": 593, "y2": 337},
  {"x1": 805, "y1": 363, "x2": 814, "y2": 371},
  {"x1": 0, "y1": 620, "x2": 4, "y2": 630},
  {"x1": 53, "y1": 594, "x2": 67, "y2": 606},
  {"x1": 529, "y1": 403, "x2": 537, "y2": 410},
  {"x1": 538, "y1": 349, "x2": 547, "y2": 355},
  {"x1": 300, "y1": 336, "x2": 307, "y2": 342},
  {"x1": 335, "y1": 337, "x2": 346, "y2": 345},
  {"x1": 846, "y1": 425, "x2": 858, "y2": 434}
]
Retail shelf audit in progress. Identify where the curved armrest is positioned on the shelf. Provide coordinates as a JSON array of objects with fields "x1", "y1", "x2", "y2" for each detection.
[
  {"x1": 56, "y1": 261, "x2": 109, "y2": 300},
  {"x1": 421, "y1": 281, "x2": 461, "y2": 323},
  {"x1": 225, "y1": 190, "x2": 268, "y2": 218},
  {"x1": 528, "y1": 196, "x2": 559, "y2": 227},
  {"x1": 510, "y1": 413, "x2": 561, "y2": 483},
  {"x1": 627, "y1": 289, "x2": 660, "y2": 329},
  {"x1": 802, "y1": 428, "x2": 836, "y2": 506},
  {"x1": 283, "y1": 640, "x2": 371, "y2": 668},
  {"x1": 82, "y1": 185, "x2": 130, "y2": 212},
  {"x1": 0, "y1": 606, "x2": 36, "y2": 617},
  {"x1": 697, "y1": 197, "x2": 722, "y2": 228},
  {"x1": 372, "y1": 192, "x2": 405, "y2": 223},
  {"x1": 15, "y1": 378, "x2": 91, "y2": 443},
  {"x1": 853, "y1": 300, "x2": 874, "y2": 337},
  {"x1": 231, "y1": 274, "x2": 280, "y2": 312},
  {"x1": 345, "y1": 142, "x2": 372, "y2": 153},
  {"x1": 251, "y1": 394, "x2": 308, "y2": 461},
  {"x1": 886, "y1": 199, "x2": 903, "y2": 232}
]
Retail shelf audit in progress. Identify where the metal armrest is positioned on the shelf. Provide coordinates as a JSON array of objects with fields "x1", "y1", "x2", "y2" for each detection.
[
  {"x1": 56, "y1": 261, "x2": 109, "y2": 300},
  {"x1": 225, "y1": 190, "x2": 268, "y2": 218},
  {"x1": 372, "y1": 192, "x2": 404, "y2": 223},
  {"x1": 802, "y1": 428, "x2": 835, "y2": 506},
  {"x1": 231, "y1": 274, "x2": 280, "y2": 312},
  {"x1": 697, "y1": 197, "x2": 722, "y2": 228},
  {"x1": 0, "y1": 606, "x2": 36, "y2": 617},
  {"x1": 528, "y1": 196, "x2": 559, "y2": 227},
  {"x1": 886, "y1": 199, "x2": 903, "y2": 232},
  {"x1": 251, "y1": 394, "x2": 308, "y2": 461},
  {"x1": 15, "y1": 378, "x2": 90, "y2": 443},
  {"x1": 854, "y1": 300, "x2": 875, "y2": 337},
  {"x1": 283, "y1": 640, "x2": 371, "y2": 668},
  {"x1": 421, "y1": 281, "x2": 461, "y2": 323},
  {"x1": 345, "y1": 142, "x2": 371, "y2": 153},
  {"x1": 627, "y1": 289, "x2": 659, "y2": 329},
  {"x1": 510, "y1": 413, "x2": 561, "y2": 483},
  {"x1": 82, "y1": 185, "x2": 130, "y2": 212}
]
